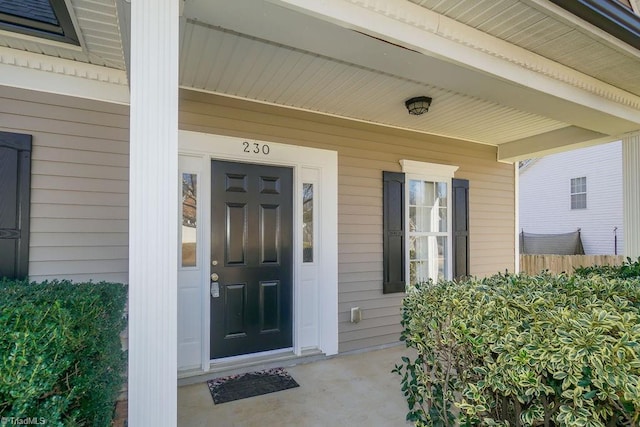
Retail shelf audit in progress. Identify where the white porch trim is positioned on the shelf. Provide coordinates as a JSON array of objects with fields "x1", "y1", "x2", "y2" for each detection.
[
  {"x1": 128, "y1": 0, "x2": 179, "y2": 426},
  {"x1": 623, "y1": 132, "x2": 640, "y2": 259},
  {"x1": 0, "y1": 47, "x2": 129, "y2": 105}
]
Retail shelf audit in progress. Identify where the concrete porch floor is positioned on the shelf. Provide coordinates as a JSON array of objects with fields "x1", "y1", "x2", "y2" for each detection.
[{"x1": 177, "y1": 345, "x2": 413, "y2": 426}]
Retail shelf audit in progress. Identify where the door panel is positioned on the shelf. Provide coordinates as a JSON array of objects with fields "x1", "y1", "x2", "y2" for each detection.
[
  {"x1": 211, "y1": 160, "x2": 293, "y2": 359},
  {"x1": 225, "y1": 203, "x2": 247, "y2": 265}
]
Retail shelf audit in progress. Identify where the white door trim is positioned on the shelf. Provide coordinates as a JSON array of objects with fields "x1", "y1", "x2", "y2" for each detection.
[{"x1": 177, "y1": 130, "x2": 338, "y2": 374}]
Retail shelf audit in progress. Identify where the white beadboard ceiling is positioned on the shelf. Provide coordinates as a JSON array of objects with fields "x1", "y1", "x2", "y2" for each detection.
[
  {"x1": 180, "y1": 22, "x2": 567, "y2": 145},
  {"x1": 1, "y1": 0, "x2": 639, "y2": 155}
]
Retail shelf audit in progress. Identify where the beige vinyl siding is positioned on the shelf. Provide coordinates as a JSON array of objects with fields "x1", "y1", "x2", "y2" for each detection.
[
  {"x1": 179, "y1": 90, "x2": 515, "y2": 353},
  {"x1": 0, "y1": 84, "x2": 515, "y2": 353},
  {"x1": 0, "y1": 86, "x2": 129, "y2": 283}
]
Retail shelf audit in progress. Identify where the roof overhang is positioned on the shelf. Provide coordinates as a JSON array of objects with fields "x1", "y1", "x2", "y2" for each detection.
[
  {"x1": 179, "y1": 0, "x2": 640, "y2": 162},
  {"x1": 0, "y1": 0, "x2": 638, "y2": 163},
  {"x1": 549, "y1": 0, "x2": 640, "y2": 49}
]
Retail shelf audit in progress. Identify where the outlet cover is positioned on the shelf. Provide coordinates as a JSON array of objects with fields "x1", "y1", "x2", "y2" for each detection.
[{"x1": 350, "y1": 307, "x2": 362, "y2": 323}]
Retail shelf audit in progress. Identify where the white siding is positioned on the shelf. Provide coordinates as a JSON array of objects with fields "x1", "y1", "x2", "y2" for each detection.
[
  {"x1": 519, "y1": 141, "x2": 623, "y2": 255},
  {"x1": 0, "y1": 86, "x2": 130, "y2": 282}
]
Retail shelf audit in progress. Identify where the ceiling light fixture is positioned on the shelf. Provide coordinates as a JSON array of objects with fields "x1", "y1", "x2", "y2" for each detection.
[{"x1": 405, "y1": 96, "x2": 432, "y2": 115}]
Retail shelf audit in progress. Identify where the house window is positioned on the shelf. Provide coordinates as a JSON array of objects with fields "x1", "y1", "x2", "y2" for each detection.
[
  {"x1": 570, "y1": 177, "x2": 587, "y2": 210},
  {"x1": 302, "y1": 183, "x2": 314, "y2": 263},
  {"x1": 408, "y1": 179, "x2": 449, "y2": 284},
  {"x1": 0, "y1": 0, "x2": 80, "y2": 45},
  {"x1": 382, "y1": 161, "x2": 463, "y2": 293},
  {"x1": 401, "y1": 160, "x2": 458, "y2": 286},
  {"x1": 181, "y1": 173, "x2": 198, "y2": 267}
]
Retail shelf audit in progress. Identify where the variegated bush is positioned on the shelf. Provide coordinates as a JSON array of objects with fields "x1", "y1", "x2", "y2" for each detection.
[{"x1": 394, "y1": 273, "x2": 640, "y2": 426}]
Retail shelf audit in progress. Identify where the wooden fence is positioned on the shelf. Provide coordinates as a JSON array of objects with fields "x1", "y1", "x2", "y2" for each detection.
[{"x1": 519, "y1": 254, "x2": 625, "y2": 275}]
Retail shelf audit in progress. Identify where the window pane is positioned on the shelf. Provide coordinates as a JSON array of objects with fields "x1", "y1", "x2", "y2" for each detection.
[
  {"x1": 410, "y1": 180, "x2": 436, "y2": 206},
  {"x1": 182, "y1": 173, "x2": 197, "y2": 267},
  {"x1": 409, "y1": 206, "x2": 447, "y2": 232},
  {"x1": 303, "y1": 183, "x2": 313, "y2": 262},
  {"x1": 409, "y1": 235, "x2": 448, "y2": 283},
  {"x1": 436, "y1": 182, "x2": 447, "y2": 205},
  {"x1": 409, "y1": 179, "x2": 448, "y2": 233},
  {"x1": 571, "y1": 193, "x2": 586, "y2": 210}
]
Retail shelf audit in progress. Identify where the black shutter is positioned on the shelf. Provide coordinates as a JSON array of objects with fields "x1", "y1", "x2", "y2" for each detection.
[
  {"x1": 0, "y1": 131, "x2": 32, "y2": 280},
  {"x1": 382, "y1": 171, "x2": 405, "y2": 294},
  {"x1": 452, "y1": 178, "x2": 469, "y2": 279}
]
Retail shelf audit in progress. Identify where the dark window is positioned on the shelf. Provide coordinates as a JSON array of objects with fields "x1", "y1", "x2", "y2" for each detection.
[
  {"x1": 0, "y1": 0, "x2": 79, "y2": 45},
  {"x1": 0, "y1": 131, "x2": 32, "y2": 280}
]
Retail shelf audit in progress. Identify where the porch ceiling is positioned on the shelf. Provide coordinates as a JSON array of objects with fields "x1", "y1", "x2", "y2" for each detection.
[
  {"x1": 180, "y1": 0, "x2": 640, "y2": 161},
  {"x1": 179, "y1": 20, "x2": 567, "y2": 146},
  {"x1": 1, "y1": 0, "x2": 639, "y2": 162}
]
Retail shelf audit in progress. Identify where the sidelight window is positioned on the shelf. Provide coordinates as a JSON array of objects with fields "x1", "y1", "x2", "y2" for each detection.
[
  {"x1": 181, "y1": 173, "x2": 198, "y2": 267},
  {"x1": 302, "y1": 183, "x2": 314, "y2": 263}
]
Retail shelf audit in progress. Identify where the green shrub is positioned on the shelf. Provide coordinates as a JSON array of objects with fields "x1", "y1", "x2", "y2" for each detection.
[
  {"x1": 0, "y1": 279, "x2": 127, "y2": 427},
  {"x1": 575, "y1": 257, "x2": 640, "y2": 280},
  {"x1": 394, "y1": 273, "x2": 640, "y2": 426}
]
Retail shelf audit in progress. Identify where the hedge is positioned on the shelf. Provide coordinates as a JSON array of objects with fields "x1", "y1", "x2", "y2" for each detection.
[
  {"x1": 575, "y1": 257, "x2": 640, "y2": 280},
  {"x1": 394, "y1": 273, "x2": 640, "y2": 426},
  {"x1": 0, "y1": 279, "x2": 127, "y2": 427}
]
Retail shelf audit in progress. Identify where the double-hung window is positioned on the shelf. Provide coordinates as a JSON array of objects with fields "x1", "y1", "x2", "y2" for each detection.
[
  {"x1": 570, "y1": 177, "x2": 587, "y2": 210},
  {"x1": 382, "y1": 161, "x2": 466, "y2": 293},
  {"x1": 402, "y1": 160, "x2": 458, "y2": 286},
  {"x1": 407, "y1": 178, "x2": 449, "y2": 283}
]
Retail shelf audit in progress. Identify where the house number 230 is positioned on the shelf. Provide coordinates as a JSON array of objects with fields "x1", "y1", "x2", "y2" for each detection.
[{"x1": 243, "y1": 141, "x2": 270, "y2": 155}]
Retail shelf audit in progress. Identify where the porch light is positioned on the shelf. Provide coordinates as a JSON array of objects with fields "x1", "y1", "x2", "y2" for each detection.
[{"x1": 405, "y1": 96, "x2": 432, "y2": 115}]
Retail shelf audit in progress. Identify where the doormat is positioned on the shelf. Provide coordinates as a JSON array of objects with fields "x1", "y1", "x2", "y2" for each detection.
[{"x1": 207, "y1": 368, "x2": 299, "y2": 404}]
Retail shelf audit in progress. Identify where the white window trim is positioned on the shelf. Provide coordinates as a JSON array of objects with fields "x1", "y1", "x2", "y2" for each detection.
[{"x1": 400, "y1": 160, "x2": 459, "y2": 284}]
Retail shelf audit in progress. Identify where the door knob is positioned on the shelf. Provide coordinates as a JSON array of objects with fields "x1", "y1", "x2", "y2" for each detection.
[{"x1": 211, "y1": 273, "x2": 219, "y2": 281}]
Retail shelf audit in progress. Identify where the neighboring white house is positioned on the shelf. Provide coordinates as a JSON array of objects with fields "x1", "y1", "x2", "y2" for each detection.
[{"x1": 519, "y1": 141, "x2": 624, "y2": 255}]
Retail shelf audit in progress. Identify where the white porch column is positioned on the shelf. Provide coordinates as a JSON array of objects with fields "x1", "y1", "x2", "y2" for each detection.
[
  {"x1": 128, "y1": 0, "x2": 179, "y2": 425},
  {"x1": 623, "y1": 132, "x2": 640, "y2": 259}
]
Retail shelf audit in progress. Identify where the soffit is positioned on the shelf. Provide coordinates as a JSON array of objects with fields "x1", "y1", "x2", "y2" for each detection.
[
  {"x1": 0, "y1": 0, "x2": 125, "y2": 70},
  {"x1": 181, "y1": 0, "x2": 640, "y2": 154},
  {"x1": 408, "y1": 0, "x2": 640, "y2": 96},
  {"x1": 0, "y1": 0, "x2": 637, "y2": 161},
  {"x1": 180, "y1": 21, "x2": 567, "y2": 145}
]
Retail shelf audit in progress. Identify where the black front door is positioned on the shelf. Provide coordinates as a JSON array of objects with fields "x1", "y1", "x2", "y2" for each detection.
[{"x1": 210, "y1": 160, "x2": 293, "y2": 359}]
